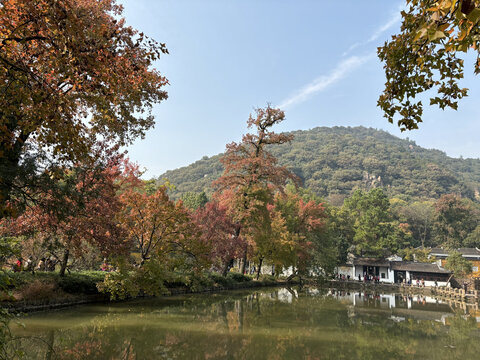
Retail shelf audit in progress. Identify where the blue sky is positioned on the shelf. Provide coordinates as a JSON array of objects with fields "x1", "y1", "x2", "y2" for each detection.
[{"x1": 119, "y1": 0, "x2": 480, "y2": 178}]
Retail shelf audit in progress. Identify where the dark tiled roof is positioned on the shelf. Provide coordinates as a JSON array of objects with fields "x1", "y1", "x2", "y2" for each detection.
[
  {"x1": 353, "y1": 258, "x2": 390, "y2": 267},
  {"x1": 430, "y1": 248, "x2": 448, "y2": 257},
  {"x1": 429, "y1": 247, "x2": 480, "y2": 259},
  {"x1": 457, "y1": 248, "x2": 480, "y2": 257},
  {"x1": 391, "y1": 262, "x2": 451, "y2": 274}
]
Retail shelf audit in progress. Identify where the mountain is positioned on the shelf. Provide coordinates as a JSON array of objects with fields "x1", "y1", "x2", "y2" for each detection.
[{"x1": 158, "y1": 126, "x2": 480, "y2": 203}]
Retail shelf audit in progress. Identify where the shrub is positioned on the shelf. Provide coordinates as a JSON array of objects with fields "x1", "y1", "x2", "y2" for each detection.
[
  {"x1": 16, "y1": 279, "x2": 57, "y2": 301},
  {"x1": 258, "y1": 274, "x2": 276, "y2": 285},
  {"x1": 57, "y1": 273, "x2": 104, "y2": 295},
  {"x1": 227, "y1": 272, "x2": 252, "y2": 283}
]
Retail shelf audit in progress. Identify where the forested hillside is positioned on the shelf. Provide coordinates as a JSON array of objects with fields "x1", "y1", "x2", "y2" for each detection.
[{"x1": 159, "y1": 126, "x2": 480, "y2": 202}]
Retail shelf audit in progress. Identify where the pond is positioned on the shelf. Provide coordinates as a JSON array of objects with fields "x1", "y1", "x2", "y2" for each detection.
[{"x1": 8, "y1": 287, "x2": 480, "y2": 359}]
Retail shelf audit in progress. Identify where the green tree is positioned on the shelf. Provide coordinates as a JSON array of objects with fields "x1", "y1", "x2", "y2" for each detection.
[
  {"x1": 343, "y1": 189, "x2": 408, "y2": 257},
  {"x1": 445, "y1": 250, "x2": 473, "y2": 277},
  {"x1": 378, "y1": 0, "x2": 480, "y2": 130},
  {"x1": 181, "y1": 192, "x2": 208, "y2": 210},
  {"x1": 391, "y1": 199, "x2": 435, "y2": 247},
  {"x1": 465, "y1": 224, "x2": 480, "y2": 247},
  {"x1": 433, "y1": 194, "x2": 478, "y2": 249}
]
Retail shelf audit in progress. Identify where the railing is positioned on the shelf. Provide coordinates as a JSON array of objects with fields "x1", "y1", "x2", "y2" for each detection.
[{"x1": 435, "y1": 286, "x2": 479, "y2": 301}]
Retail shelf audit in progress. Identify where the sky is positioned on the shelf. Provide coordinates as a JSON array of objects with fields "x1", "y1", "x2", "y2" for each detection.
[{"x1": 119, "y1": 0, "x2": 480, "y2": 178}]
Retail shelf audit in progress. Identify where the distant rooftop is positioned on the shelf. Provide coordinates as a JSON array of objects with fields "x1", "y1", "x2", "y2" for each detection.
[
  {"x1": 430, "y1": 247, "x2": 480, "y2": 259},
  {"x1": 391, "y1": 262, "x2": 451, "y2": 274}
]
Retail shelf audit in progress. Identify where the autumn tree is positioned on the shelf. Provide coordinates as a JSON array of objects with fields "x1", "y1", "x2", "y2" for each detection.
[
  {"x1": 0, "y1": 148, "x2": 128, "y2": 275},
  {"x1": 378, "y1": 0, "x2": 480, "y2": 130},
  {"x1": 118, "y1": 183, "x2": 204, "y2": 267},
  {"x1": 99, "y1": 173, "x2": 211, "y2": 299},
  {"x1": 0, "y1": 0, "x2": 168, "y2": 216},
  {"x1": 271, "y1": 188, "x2": 331, "y2": 278},
  {"x1": 213, "y1": 106, "x2": 298, "y2": 274},
  {"x1": 192, "y1": 201, "x2": 245, "y2": 276}
]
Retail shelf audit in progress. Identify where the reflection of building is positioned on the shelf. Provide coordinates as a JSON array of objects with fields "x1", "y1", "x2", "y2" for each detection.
[
  {"x1": 329, "y1": 290, "x2": 459, "y2": 323},
  {"x1": 430, "y1": 247, "x2": 480, "y2": 279},
  {"x1": 336, "y1": 258, "x2": 452, "y2": 286}
]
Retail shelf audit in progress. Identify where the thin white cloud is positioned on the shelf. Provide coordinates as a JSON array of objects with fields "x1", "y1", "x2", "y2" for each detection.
[
  {"x1": 343, "y1": 3, "x2": 404, "y2": 56},
  {"x1": 278, "y1": 55, "x2": 373, "y2": 109},
  {"x1": 278, "y1": 3, "x2": 405, "y2": 110}
]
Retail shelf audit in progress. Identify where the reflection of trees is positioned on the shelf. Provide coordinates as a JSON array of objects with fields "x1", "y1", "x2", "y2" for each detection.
[{"x1": 7, "y1": 288, "x2": 480, "y2": 359}]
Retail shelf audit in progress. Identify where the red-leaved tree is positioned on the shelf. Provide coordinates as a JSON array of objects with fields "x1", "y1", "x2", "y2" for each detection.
[{"x1": 213, "y1": 106, "x2": 298, "y2": 274}]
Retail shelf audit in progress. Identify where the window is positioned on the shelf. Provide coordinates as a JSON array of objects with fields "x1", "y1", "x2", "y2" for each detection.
[{"x1": 381, "y1": 273, "x2": 386, "y2": 279}]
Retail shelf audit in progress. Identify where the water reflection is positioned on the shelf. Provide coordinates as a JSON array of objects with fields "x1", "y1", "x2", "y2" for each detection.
[{"x1": 6, "y1": 287, "x2": 480, "y2": 359}]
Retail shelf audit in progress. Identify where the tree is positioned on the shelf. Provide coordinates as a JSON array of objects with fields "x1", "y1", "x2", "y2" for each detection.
[
  {"x1": 100, "y1": 176, "x2": 210, "y2": 299},
  {"x1": 433, "y1": 194, "x2": 477, "y2": 249},
  {"x1": 378, "y1": 0, "x2": 480, "y2": 130},
  {"x1": 445, "y1": 250, "x2": 473, "y2": 277},
  {"x1": 343, "y1": 189, "x2": 409, "y2": 257},
  {"x1": 192, "y1": 201, "x2": 245, "y2": 276},
  {"x1": 0, "y1": 149, "x2": 128, "y2": 275},
  {"x1": 118, "y1": 184, "x2": 203, "y2": 267},
  {"x1": 213, "y1": 106, "x2": 298, "y2": 274},
  {"x1": 270, "y1": 188, "x2": 334, "y2": 278},
  {"x1": 181, "y1": 192, "x2": 208, "y2": 210},
  {"x1": 465, "y1": 224, "x2": 480, "y2": 247},
  {"x1": 0, "y1": 0, "x2": 168, "y2": 215},
  {"x1": 391, "y1": 199, "x2": 435, "y2": 247}
]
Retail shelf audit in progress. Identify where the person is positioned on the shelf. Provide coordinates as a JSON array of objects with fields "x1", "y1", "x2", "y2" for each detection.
[
  {"x1": 358, "y1": 274, "x2": 361, "y2": 282},
  {"x1": 13, "y1": 258, "x2": 23, "y2": 272},
  {"x1": 24, "y1": 256, "x2": 34, "y2": 273},
  {"x1": 36, "y1": 258, "x2": 45, "y2": 271},
  {"x1": 100, "y1": 258, "x2": 109, "y2": 271},
  {"x1": 347, "y1": 275, "x2": 350, "y2": 281},
  {"x1": 421, "y1": 279, "x2": 425, "y2": 287},
  {"x1": 434, "y1": 280, "x2": 438, "y2": 287}
]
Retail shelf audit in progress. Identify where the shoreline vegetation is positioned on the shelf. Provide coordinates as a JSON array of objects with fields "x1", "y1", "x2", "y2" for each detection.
[
  {"x1": 0, "y1": 270, "x2": 295, "y2": 313},
  {"x1": 2, "y1": 271, "x2": 477, "y2": 314}
]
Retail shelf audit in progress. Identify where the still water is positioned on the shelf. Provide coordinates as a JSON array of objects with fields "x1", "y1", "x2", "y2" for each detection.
[{"x1": 9, "y1": 287, "x2": 480, "y2": 359}]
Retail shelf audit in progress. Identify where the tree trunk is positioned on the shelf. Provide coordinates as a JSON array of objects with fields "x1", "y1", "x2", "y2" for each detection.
[
  {"x1": 240, "y1": 246, "x2": 248, "y2": 274},
  {"x1": 0, "y1": 128, "x2": 31, "y2": 218},
  {"x1": 222, "y1": 258, "x2": 234, "y2": 276},
  {"x1": 59, "y1": 248, "x2": 69, "y2": 277},
  {"x1": 256, "y1": 257, "x2": 263, "y2": 280}
]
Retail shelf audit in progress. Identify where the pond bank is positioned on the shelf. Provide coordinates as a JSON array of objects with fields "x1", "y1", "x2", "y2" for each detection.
[
  {"x1": 2, "y1": 277, "x2": 298, "y2": 313},
  {"x1": 7, "y1": 276, "x2": 477, "y2": 314}
]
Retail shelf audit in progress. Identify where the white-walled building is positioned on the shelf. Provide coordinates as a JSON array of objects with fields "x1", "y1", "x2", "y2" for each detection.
[{"x1": 336, "y1": 258, "x2": 452, "y2": 286}]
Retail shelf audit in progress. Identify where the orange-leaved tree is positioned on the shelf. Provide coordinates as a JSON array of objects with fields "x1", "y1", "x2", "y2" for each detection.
[
  {"x1": 100, "y1": 171, "x2": 210, "y2": 299},
  {"x1": 272, "y1": 189, "x2": 328, "y2": 278},
  {"x1": 213, "y1": 106, "x2": 299, "y2": 275},
  {"x1": 0, "y1": 0, "x2": 168, "y2": 216}
]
